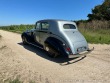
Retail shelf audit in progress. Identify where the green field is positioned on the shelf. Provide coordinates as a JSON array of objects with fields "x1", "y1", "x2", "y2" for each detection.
[
  {"x1": 78, "y1": 28, "x2": 110, "y2": 44},
  {"x1": 0, "y1": 25, "x2": 110, "y2": 44},
  {"x1": 0, "y1": 25, "x2": 34, "y2": 34}
]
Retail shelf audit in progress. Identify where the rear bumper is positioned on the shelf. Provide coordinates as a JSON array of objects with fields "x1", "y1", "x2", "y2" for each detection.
[{"x1": 68, "y1": 47, "x2": 94, "y2": 58}]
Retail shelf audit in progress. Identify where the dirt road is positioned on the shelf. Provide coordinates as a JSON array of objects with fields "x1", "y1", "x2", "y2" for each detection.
[{"x1": 0, "y1": 30, "x2": 110, "y2": 83}]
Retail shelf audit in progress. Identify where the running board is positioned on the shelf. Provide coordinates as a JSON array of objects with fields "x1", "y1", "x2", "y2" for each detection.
[{"x1": 26, "y1": 41, "x2": 44, "y2": 49}]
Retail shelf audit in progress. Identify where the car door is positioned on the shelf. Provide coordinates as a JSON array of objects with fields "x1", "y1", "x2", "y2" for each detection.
[
  {"x1": 39, "y1": 22, "x2": 50, "y2": 45},
  {"x1": 34, "y1": 22, "x2": 41, "y2": 43}
]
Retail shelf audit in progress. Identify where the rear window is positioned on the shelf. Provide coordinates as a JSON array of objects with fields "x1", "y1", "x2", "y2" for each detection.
[{"x1": 63, "y1": 24, "x2": 76, "y2": 29}]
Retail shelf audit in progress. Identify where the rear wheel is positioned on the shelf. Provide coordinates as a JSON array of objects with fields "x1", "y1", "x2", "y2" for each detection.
[
  {"x1": 45, "y1": 45, "x2": 59, "y2": 58},
  {"x1": 22, "y1": 36, "x2": 28, "y2": 45}
]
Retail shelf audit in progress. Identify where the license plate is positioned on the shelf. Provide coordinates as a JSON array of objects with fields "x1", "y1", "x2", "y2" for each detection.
[{"x1": 78, "y1": 47, "x2": 85, "y2": 52}]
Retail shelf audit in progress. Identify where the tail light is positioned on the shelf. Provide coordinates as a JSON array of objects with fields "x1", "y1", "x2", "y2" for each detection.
[
  {"x1": 63, "y1": 43, "x2": 72, "y2": 55},
  {"x1": 66, "y1": 47, "x2": 71, "y2": 51},
  {"x1": 65, "y1": 47, "x2": 72, "y2": 54}
]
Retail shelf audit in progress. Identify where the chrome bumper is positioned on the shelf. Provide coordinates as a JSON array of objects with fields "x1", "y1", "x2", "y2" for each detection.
[{"x1": 68, "y1": 47, "x2": 94, "y2": 58}]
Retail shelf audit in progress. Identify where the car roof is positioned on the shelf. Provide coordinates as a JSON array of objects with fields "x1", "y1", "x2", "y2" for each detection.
[{"x1": 38, "y1": 19, "x2": 75, "y2": 23}]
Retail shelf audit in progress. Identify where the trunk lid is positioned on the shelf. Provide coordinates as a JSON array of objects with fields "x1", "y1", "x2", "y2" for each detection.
[
  {"x1": 64, "y1": 30, "x2": 88, "y2": 54},
  {"x1": 64, "y1": 31, "x2": 85, "y2": 43}
]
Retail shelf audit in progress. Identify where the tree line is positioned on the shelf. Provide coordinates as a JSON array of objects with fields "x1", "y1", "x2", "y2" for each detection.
[
  {"x1": 75, "y1": 0, "x2": 110, "y2": 29},
  {"x1": 88, "y1": 0, "x2": 110, "y2": 21}
]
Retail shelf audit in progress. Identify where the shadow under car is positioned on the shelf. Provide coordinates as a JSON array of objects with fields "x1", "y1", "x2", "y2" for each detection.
[{"x1": 18, "y1": 42, "x2": 86, "y2": 66}]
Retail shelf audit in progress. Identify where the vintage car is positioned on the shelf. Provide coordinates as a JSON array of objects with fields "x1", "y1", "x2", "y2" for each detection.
[{"x1": 21, "y1": 19, "x2": 94, "y2": 58}]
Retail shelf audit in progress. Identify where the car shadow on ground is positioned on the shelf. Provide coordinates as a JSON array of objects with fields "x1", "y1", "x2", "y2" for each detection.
[{"x1": 18, "y1": 42, "x2": 86, "y2": 66}]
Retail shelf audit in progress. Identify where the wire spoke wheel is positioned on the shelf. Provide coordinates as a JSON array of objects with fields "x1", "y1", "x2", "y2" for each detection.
[{"x1": 45, "y1": 46, "x2": 59, "y2": 58}]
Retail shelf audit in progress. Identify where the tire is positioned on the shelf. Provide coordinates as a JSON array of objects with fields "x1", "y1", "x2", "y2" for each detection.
[
  {"x1": 45, "y1": 45, "x2": 59, "y2": 58},
  {"x1": 22, "y1": 36, "x2": 28, "y2": 45}
]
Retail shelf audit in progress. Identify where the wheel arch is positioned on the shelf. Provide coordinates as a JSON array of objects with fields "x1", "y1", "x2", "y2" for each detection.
[
  {"x1": 44, "y1": 37, "x2": 68, "y2": 57},
  {"x1": 21, "y1": 32, "x2": 28, "y2": 38}
]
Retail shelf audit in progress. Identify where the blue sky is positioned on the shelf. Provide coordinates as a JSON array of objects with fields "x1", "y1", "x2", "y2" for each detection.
[{"x1": 0, "y1": 0, "x2": 103, "y2": 25}]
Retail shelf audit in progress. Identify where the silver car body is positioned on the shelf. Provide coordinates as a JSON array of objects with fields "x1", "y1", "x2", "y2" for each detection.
[{"x1": 23, "y1": 19, "x2": 93, "y2": 58}]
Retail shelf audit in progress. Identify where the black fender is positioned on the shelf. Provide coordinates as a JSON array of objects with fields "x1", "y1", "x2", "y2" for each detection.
[
  {"x1": 21, "y1": 32, "x2": 34, "y2": 42},
  {"x1": 44, "y1": 37, "x2": 68, "y2": 57},
  {"x1": 21, "y1": 32, "x2": 29, "y2": 39}
]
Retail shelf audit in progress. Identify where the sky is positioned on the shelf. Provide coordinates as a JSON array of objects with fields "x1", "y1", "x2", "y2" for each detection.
[{"x1": 0, "y1": 0, "x2": 104, "y2": 26}]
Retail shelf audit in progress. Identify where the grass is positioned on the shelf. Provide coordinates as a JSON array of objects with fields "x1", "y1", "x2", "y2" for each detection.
[
  {"x1": 78, "y1": 28, "x2": 110, "y2": 44},
  {"x1": 9, "y1": 78, "x2": 23, "y2": 83},
  {"x1": 2, "y1": 78, "x2": 35, "y2": 83},
  {"x1": 0, "y1": 34, "x2": 2, "y2": 38},
  {"x1": 0, "y1": 45, "x2": 7, "y2": 50},
  {"x1": 0, "y1": 25, "x2": 34, "y2": 34},
  {"x1": 77, "y1": 20, "x2": 110, "y2": 44}
]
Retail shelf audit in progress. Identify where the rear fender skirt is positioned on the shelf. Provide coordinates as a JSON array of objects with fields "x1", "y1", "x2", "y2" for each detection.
[{"x1": 44, "y1": 37, "x2": 68, "y2": 57}]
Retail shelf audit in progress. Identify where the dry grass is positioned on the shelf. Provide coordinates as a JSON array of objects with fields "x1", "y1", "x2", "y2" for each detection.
[
  {"x1": 78, "y1": 20, "x2": 110, "y2": 29},
  {"x1": 0, "y1": 34, "x2": 2, "y2": 39},
  {"x1": 78, "y1": 20, "x2": 110, "y2": 44},
  {"x1": 0, "y1": 45, "x2": 7, "y2": 50}
]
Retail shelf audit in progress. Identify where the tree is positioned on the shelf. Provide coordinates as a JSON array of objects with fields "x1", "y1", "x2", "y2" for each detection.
[{"x1": 88, "y1": 0, "x2": 110, "y2": 21}]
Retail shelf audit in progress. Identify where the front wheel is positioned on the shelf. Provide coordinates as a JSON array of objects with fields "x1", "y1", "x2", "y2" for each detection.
[
  {"x1": 22, "y1": 36, "x2": 28, "y2": 45},
  {"x1": 45, "y1": 45, "x2": 59, "y2": 58}
]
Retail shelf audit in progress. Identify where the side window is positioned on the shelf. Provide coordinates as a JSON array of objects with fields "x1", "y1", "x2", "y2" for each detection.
[
  {"x1": 41, "y1": 22, "x2": 49, "y2": 30},
  {"x1": 35, "y1": 22, "x2": 40, "y2": 30}
]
